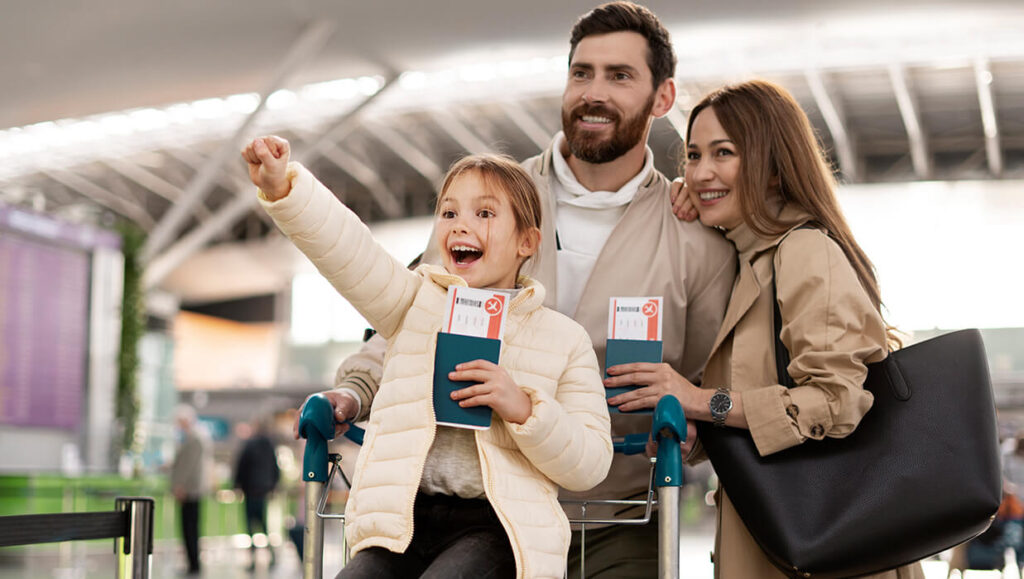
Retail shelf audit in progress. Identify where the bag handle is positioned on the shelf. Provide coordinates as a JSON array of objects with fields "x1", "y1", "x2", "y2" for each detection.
[
  {"x1": 771, "y1": 277, "x2": 797, "y2": 389},
  {"x1": 770, "y1": 224, "x2": 817, "y2": 389},
  {"x1": 769, "y1": 225, "x2": 910, "y2": 400}
]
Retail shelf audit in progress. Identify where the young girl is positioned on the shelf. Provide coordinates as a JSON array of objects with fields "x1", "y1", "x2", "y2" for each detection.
[
  {"x1": 242, "y1": 136, "x2": 613, "y2": 579},
  {"x1": 605, "y1": 80, "x2": 924, "y2": 577}
]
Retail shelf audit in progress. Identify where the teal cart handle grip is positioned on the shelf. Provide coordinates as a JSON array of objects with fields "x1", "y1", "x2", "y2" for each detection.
[
  {"x1": 299, "y1": 394, "x2": 336, "y2": 482},
  {"x1": 344, "y1": 424, "x2": 365, "y2": 446},
  {"x1": 652, "y1": 395, "x2": 686, "y2": 487},
  {"x1": 612, "y1": 433, "x2": 650, "y2": 455}
]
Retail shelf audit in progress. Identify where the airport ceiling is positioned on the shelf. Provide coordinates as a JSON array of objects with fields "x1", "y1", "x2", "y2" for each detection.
[{"x1": 3, "y1": 0, "x2": 1024, "y2": 303}]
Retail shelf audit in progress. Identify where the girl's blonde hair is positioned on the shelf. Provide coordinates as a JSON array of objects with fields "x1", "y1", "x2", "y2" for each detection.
[
  {"x1": 684, "y1": 79, "x2": 900, "y2": 346},
  {"x1": 436, "y1": 154, "x2": 542, "y2": 235}
]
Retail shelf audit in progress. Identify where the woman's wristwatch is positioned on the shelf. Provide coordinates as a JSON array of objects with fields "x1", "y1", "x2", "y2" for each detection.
[{"x1": 709, "y1": 388, "x2": 733, "y2": 427}]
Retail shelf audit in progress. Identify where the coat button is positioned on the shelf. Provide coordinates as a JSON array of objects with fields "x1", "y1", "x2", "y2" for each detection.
[
  {"x1": 786, "y1": 404, "x2": 800, "y2": 418},
  {"x1": 811, "y1": 424, "x2": 824, "y2": 437}
]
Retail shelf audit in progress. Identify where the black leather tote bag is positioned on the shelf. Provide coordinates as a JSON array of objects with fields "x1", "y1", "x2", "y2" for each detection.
[{"x1": 696, "y1": 286, "x2": 1001, "y2": 578}]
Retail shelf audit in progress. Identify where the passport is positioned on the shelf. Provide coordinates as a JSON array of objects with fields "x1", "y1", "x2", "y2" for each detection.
[
  {"x1": 432, "y1": 331, "x2": 500, "y2": 429},
  {"x1": 604, "y1": 338, "x2": 663, "y2": 414}
]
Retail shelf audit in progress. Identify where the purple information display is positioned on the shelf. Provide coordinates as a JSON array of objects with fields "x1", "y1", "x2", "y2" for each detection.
[{"x1": 0, "y1": 206, "x2": 104, "y2": 430}]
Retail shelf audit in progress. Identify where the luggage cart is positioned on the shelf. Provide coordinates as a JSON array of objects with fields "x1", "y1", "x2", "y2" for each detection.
[
  {"x1": 298, "y1": 393, "x2": 686, "y2": 579},
  {"x1": 297, "y1": 393, "x2": 358, "y2": 579},
  {"x1": 562, "y1": 395, "x2": 686, "y2": 579}
]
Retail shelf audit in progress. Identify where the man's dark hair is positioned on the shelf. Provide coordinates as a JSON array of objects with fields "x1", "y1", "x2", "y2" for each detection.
[{"x1": 568, "y1": 2, "x2": 677, "y2": 89}]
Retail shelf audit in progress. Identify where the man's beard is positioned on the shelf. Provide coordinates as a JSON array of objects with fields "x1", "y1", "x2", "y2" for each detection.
[{"x1": 562, "y1": 93, "x2": 655, "y2": 164}]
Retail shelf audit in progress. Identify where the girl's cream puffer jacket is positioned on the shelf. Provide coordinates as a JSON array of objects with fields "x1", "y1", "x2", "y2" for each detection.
[{"x1": 261, "y1": 163, "x2": 613, "y2": 578}]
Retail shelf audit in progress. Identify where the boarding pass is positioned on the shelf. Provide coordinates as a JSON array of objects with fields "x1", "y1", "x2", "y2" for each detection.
[
  {"x1": 608, "y1": 296, "x2": 663, "y2": 341},
  {"x1": 442, "y1": 286, "x2": 511, "y2": 341}
]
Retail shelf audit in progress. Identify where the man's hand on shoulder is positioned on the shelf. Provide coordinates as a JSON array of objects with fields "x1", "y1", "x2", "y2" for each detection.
[{"x1": 670, "y1": 177, "x2": 698, "y2": 222}]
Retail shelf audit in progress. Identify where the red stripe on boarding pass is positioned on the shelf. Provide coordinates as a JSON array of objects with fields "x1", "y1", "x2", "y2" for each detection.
[
  {"x1": 644, "y1": 299, "x2": 659, "y2": 341},
  {"x1": 485, "y1": 294, "x2": 506, "y2": 339},
  {"x1": 446, "y1": 287, "x2": 459, "y2": 333},
  {"x1": 611, "y1": 299, "x2": 618, "y2": 340}
]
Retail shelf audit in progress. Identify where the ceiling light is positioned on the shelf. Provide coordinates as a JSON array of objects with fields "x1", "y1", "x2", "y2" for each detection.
[
  {"x1": 225, "y1": 93, "x2": 260, "y2": 113},
  {"x1": 398, "y1": 71, "x2": 427, "y2": 91},
  {"x1": 357, "y1": 76, "x2": 383, "y2": 96},
  {"x1": 190, "y1": 98, "x2": 229, "y2": 118},
  {"x1": 128, "y1": 108, "x2": 170, "y2": 131},
  {"x1": 98, "y1": 114, "x2": 135, "y2": 136},
  {"x1": 266, "y1": 90, "x2": 297, "y2": 110}
]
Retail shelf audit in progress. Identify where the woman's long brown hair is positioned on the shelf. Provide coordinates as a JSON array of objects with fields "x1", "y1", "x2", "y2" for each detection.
[{"x1": 685, "y1": 79, "x2": 900, "y2": 346}]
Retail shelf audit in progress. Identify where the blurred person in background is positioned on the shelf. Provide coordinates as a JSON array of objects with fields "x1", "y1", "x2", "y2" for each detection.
[
  {"x1": 171, "y1": 404, "x2": 212, "y2": 576},
  {"x1": 234, "y1": 415, "x2": 281, "y2": 571},
  {"x1": 1002, "y1": 432, "x2": 1024, "y2": 573}
]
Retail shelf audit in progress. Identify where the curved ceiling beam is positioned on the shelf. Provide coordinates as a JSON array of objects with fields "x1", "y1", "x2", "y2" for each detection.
[
  {"x1": 364, "y1": 121, "x2": 445, "y2": 188},
  {"x1": 43, "y1": 169, "x2": 155, "y2": 229},
  {"x1": 104, "y1": 158, "x2": 214, "y2": 221},
  {"x1": 141, "y1": 21, "x2": 335, "y2": 263},
  {"x1": 499, "y1": 101, "x2": 551, "y2": 153},
  {"x1": 888, "y1": 64, "x2": 931, "y2": 179},
  {"x1": 805, "y1": 68, "x2": 858, "y2": 182},
  {"x1": 142, "y1": 72, "x2": 400, "y2": 290},
  {"x1": 430, "y1": 108, "x2": 494, "y2": 155},
  {"x1": 974, "y1": 58, "x2": 1003, "y2": 177}
]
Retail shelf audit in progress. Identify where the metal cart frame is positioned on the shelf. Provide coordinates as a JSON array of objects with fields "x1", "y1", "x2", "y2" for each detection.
[{"x1": 298, "y1": 393, "x2": 687, "y2": 579}]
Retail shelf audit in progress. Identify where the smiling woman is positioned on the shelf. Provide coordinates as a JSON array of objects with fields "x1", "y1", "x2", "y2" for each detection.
[
  {"x1": 612, "y1": 79, "x2": 926, "y2": 577},
  {"x1": 683, "y1": 107, "x2": 742, "y2": 229}
]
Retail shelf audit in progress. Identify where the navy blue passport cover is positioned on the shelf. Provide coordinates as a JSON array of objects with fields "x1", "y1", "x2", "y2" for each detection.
[
  {"x1": 604, "y1": 338, "x2": 663, "y2": 414},
  {"x1": 433, "y1": 332, "x2": 500, "y2": 429}
]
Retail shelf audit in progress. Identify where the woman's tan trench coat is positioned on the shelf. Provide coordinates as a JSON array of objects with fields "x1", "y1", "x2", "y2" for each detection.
[{"x1": 696, "y1": 211, "x2": 924, "y2": 579}]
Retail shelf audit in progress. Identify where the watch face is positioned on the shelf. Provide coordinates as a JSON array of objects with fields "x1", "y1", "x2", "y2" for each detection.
[{"x1": 710, "y1": 392, "x2": 732, "y2": 415}]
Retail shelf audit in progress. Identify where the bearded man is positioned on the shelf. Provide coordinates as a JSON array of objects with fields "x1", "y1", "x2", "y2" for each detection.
[{"x1": 318, "y1": 3, "x2": 737, "y2": 576}]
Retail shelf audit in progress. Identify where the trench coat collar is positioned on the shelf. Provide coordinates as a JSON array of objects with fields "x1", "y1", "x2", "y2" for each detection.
[{"x1": 706, "y1": 205, "x2": 815, "y2": 357}]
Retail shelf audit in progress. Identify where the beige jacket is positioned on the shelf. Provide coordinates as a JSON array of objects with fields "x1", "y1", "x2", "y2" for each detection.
[
  {"x1": 701, "y1": 213, "x2": 922, "y2": 578},
  {"x1": 338, "y1": 140, "x2": 737, "y2": 507},
  {"x1": 170, "y1": 427, "x2": 210, "y2": 500},
  {"x1": 261, "y1": 163, "x2": 613, "y2": 578}
]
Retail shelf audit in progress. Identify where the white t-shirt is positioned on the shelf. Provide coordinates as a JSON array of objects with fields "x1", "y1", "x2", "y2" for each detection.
[{"x1": 550, "y1": 132, "x2": 654, "y2": 316}]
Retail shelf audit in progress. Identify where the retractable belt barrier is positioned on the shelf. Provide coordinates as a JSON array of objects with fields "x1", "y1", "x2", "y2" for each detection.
[{"x1": 0, "y1": 496, "x2": 155, "y2": 579}]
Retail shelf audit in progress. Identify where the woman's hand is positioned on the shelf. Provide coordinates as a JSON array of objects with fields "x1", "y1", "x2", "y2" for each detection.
[
  {"x1": 604, "y1": 362, "x2": 702, "y2": 414},
  {"x1": 670, "y1": 177, "x2": 699, "y2": 222},
  {"x1": 449, "y1": 360, "x2": 532, "y2": 425},
  {"x1": 241, "y1": 135, "x2": 292, "y2": 200}
]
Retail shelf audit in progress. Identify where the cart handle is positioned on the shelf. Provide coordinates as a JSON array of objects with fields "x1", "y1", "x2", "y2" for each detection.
[
  {"x1": 652, "y1": 394, "x2": 686, "y2": 488},
  {"x1": 302, "y1": 394, "x2": 684, "y2": 482},
  {"x1": 344, "y1": 423, "x2": 365, "y2": 446},
  {"x1": 299, "y1": 394, "x2": 368, "y2": 482},
  {"x1": 299, "y1": 394, "x2": 335, "y2": 482},
  {"x1": 612, "y1": 433, "x2": 649, "y2": 455}
]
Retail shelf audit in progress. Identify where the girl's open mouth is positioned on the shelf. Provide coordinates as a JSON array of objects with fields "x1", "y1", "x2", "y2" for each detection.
[{"x1": 450, "y1": 245, "x2": 483, "y2": 265}]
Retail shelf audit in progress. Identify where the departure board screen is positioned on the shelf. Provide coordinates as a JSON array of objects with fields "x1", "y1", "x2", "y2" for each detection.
[{"x1": 0, "y1": 206, "x2": 118, "y2": 430}]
